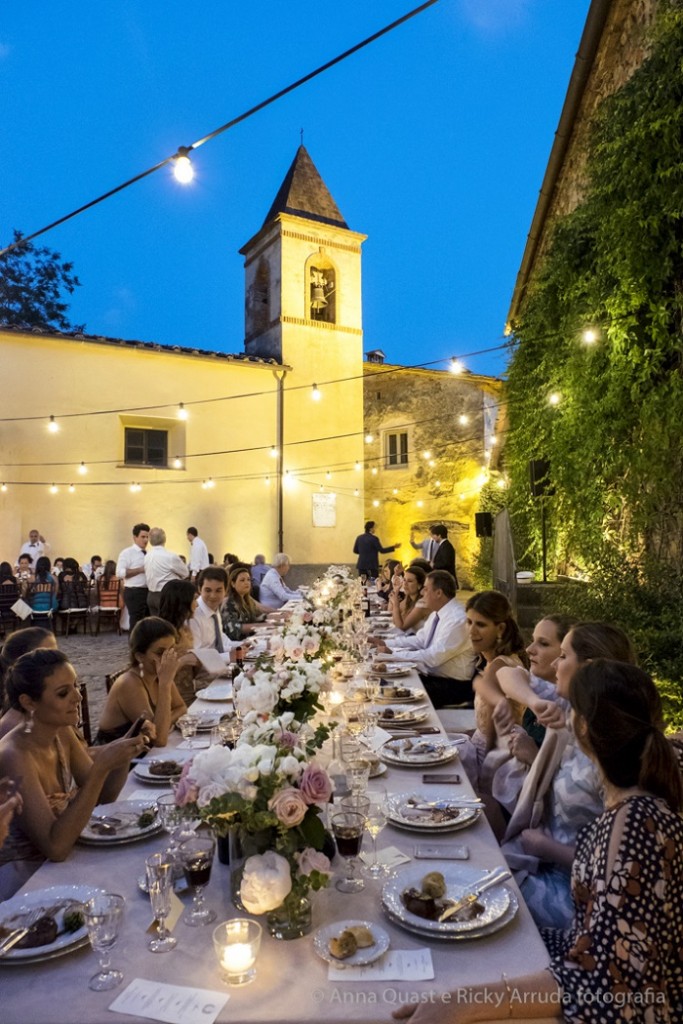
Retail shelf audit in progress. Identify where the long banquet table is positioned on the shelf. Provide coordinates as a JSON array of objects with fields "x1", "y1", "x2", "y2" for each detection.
[{"x1": 1, "y1": 668, "x2": 558, "y2": 1024}]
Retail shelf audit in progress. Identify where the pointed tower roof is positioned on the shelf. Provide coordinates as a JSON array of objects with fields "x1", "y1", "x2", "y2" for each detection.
[{"x1": 261, "y1": 146, "x2": 348, "y2": 229}]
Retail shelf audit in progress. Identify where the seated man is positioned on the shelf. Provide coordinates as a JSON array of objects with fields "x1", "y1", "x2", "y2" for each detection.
[
  {"x1": 258, "y1": 554, "x2": 303, "y2": 609},
  {"x1": 372, "y1": 569, "x2": 475, "y2": 709},
  {"x1": 188, "y1": 567, "x2": 242, "y2": 674}
]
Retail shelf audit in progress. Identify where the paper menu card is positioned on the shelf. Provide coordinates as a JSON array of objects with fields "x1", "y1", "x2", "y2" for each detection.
[
  {"x1": 109, "y1": 979, "x2": 229, "y2": 1024},
  {"x1": 328, "y1": 948, "x2": 434, "y2": 981}
]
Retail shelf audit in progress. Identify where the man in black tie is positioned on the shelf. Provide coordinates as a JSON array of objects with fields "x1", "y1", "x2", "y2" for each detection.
[
  {"x1": 116, "y1": 523, "x2": 150, "y2": 631},
  {"x1": 17, "y1": 529, "x2": 49, "y2": 569},
  {"x1": 430, "y1": 524, "x2": 458, "y2": 588}
]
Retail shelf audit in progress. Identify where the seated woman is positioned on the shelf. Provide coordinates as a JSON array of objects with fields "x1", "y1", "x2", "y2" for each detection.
[
  {"x1": 0, "y1": 627, "x2": 58, "y2": 738},
  {"x1": 500, "y1": 622, "x2": 636, "y2": 931},
  {"x1": 158, "y1": 579, "x2": 203, "y2": 706},
  {"x1": 98, "y1": 559, "x2": 124, "y2": 606},
  {"x1": 221, "y1": 565, "x2": 273, "y2": 641},
  {"x1": 95, "y1": 617, "x2": 186, "y2": 746},
  {"x1": 0, "y1": 649, "x2": 147, "y2": 898},
  {"x1": 27, "y1": 555, "x2": 58, "y2": 617},
  {"x1": 0, "y1": 777, "x2": 22, "y2": 850},
  {"x1": 56, "y1": 557, "x2": 89, "y2": 611},
  {"x1": 394, "y1": 660, "x2": 683, "y2": 1024},
  {"x1": 388, "y1": 565, "x2": 429, "y2": 633},
  {"x1": 376, "y1": 559, "x2": 403, "y2": 602}
]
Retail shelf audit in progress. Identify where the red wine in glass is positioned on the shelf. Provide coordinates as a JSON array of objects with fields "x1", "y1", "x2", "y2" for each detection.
[{"x1": 184, "y1": 852, "x2": 212, "y2": 888}]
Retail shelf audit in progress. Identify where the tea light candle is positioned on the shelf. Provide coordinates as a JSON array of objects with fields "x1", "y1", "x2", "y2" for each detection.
[{"x1": 213, "y1": 919, "x2": 262, "y2": 986}]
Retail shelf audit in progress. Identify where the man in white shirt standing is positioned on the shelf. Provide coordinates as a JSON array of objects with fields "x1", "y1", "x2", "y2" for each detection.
[
  {"x1": 145, "y1": 528, "x2": 189, "y2": 615},
  {"x1": 17, "y1": 529, "x2": 49, "y2": 568},
  {"x1": 373, "y1": 569, "x2": 475, "y2": 709},
  {"x1": 258, "y1": 553, "x2": 303, "y2": 609},
  {"x1": 187, "y1": 526, "x2": 209, "y2": 580},
  {"x1": 116, "y1": 522, "x2": 150, "y2": 632}
]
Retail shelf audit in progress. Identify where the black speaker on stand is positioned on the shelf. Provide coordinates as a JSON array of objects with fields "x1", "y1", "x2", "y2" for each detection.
[
  {"x1": 475, "y1": 512, "x2": 493, "y2": 538},
  {"x1": 529, "y1": 460, "x2": 552, "y2": 583}
]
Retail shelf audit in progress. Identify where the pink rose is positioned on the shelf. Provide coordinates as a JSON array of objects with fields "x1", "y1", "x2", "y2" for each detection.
[
  {"x1": 268, "y1": 787, "x2": 308, "y2": 827},
  {"x1": 296, "y1": 847, "x2": 332, "y2": 879},
  {"x1": 276, "y1": 729, "x2": 299, "y2": 750},
  {"x1": 298, "y1": 762, "x2": 333, "y2": 806},
  {"x1": 174, "y1": 761, "x2": 199, "y2": 806}
]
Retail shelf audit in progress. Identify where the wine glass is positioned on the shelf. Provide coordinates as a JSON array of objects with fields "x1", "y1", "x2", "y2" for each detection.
[
  {"x1": 179, "y1": 833, "x2": 217, "y2": 926},
  {"x1": 156, "y1": 794, "x2": 199, "y2": 874},
  {"x1": 177, "y1": 714, "x2": 199, "y2": 749},
  {"x1": 340, "y1": 794, "x2": 370, "y2": 818},
  {"x1": 346, "y1": 756, "x2": 371, "y2": 797},
  {"x1": 83, "y1": 893, "x2": 125, "y2": 991},
  {"x1": 331, "y1": 811, "x2": 365, "y2": 893},
  {"x1": 145, "y1": 853, "x2": 178, "y2": 953},
  {"x1": 363, "y1": 791, "x2": 389, "y2": 878}
]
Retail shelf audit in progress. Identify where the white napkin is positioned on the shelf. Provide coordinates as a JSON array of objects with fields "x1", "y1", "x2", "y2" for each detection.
[
  {"x1": 109, "y1": 980, "x2": 229, "y2": 1024},
  {"x1": 368, "y1": 726, "x2": 394, "y2": 751},
  {"x1": 328, "y1": 949, "x2": 434, "y2": 981},
  {"x1": 359, "y1": 845, "x2": 411, "y2": 870}
]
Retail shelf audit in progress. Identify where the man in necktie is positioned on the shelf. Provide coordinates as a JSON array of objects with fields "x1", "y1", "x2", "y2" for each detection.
[
  {"x1": 17, "y1": 529, "x2": 49, "y2": 569},
  {"x1": 188, "y1": 568, "x2": 242, "y2": 684},
  {"x1": 371, "y1": 570, "x2": 475, "y2": 709}
]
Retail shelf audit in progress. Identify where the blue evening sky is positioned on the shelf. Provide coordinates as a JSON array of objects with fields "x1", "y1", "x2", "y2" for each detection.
[{"x1": 1, "y1": 1, "x2": 590, "y2": 378}]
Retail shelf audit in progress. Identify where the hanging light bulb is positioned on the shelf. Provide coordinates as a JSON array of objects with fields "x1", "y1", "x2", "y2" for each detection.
[
  {"x1": 364, "y1": 433, "x2": 374, "y2": 444},
  {"x1": 206, "y1": 477, "x2": 215, "y2": 489},
  {"x1": 423, "y1": 451, "x2": 431, "y2": 460},
  {"x1": 177, "y1": 403, "x2": 189, "y2": 420},
  {"x1": 548, "y1": 392, "x2": 561, "y2": 406},
  {"x1": 354, "y1": 488, "x2": 359, "y2": 497},
  {"x1": 392, "y1": 488, "x2": 398, "y2": 495},
  {"x1": 354, "y1": 461, "x2": 361, "y2": 471},
  {"x1": 372, "y1": 499, "x2": 380, "y2": 508},
  {"x1": 435, "y1": 480, "x2": 441, "y2": 488},
  {"x1": 416, "y1": 500, "x2": 424, "y2": 508},
  {"x1": 371, "y1": 467, "x2": 378, "y2": 476},
  {"x1": 265, "y1": 476, "x2": 271, "y2": 485},
  {"x1": 311, "y1": 383, "x2": 322, "y2": 401},
  {"x1": 325, "y1": 471, "x2": 331, "y2": 481},
  {"x1": 48, "y1": 415, "x2": 59, "y2": 433},
  {"x1": 201, "y1": 481, "x2": 207, "y2": 490},
  {"x1": 270, "y1": 446, "x2": 278, "y2": 459},
  {"x1": 173, "y1": 147, "x2": 194, "y2": 184},
  {"x1": 582, "y1": 327, "x2": 598, "y2": 344},
  {"x1": 319, "y1": 483, "x2": 324, "y2": 491},
  {"x1": 0, "y1": 483, "x2": 7, "y2": 492},
  {"x1": 173, "y1": 456, "x2": 182, "y2": 470},
  {"x1": 428, "y1": 459, "x2": 436, "y2": 468},
  {"x1": 449, "y1": 358, "x2": 465, "y2": 375},
  {"x1": 78, "y1": 461, "x2": 88, "y2": 475},
  {"x1": 68, "y1": 484, "x2": 75, "y2": 494},
  {"x1": 458, "y1": 414, "x2": 469, "y2": 426},
  {"x1": 490, "y1": 435, "x2": 498, "y2": 445},
  {"x1": 49, "y1": 483, "x2": 58, "y2": 494}
]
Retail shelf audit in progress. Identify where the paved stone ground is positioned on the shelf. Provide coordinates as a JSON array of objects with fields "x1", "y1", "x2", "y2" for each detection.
[{"x1": 59, "y1": 629, "x2": 130, "y2": 736}]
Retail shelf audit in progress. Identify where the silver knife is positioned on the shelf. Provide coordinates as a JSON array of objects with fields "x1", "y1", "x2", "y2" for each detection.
[{"x1": 438, "y1": 869, "x2": 511, "y2": 922}]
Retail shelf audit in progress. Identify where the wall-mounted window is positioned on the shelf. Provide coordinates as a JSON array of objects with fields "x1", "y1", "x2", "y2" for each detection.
[
  {"x1": 385, "y1": 431, "x2": 409, "y2": 468},
  {"x1": 124, "y1": 428, "x2": 168, "y2": 467}
]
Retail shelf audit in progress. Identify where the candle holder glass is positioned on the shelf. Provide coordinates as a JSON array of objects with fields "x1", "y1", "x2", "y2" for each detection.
[{"x1": 213, "y1": 919, "x2": 262, "y2": 986}]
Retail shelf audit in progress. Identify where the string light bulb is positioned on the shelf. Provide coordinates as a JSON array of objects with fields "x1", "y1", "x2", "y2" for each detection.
[
  {"x1": 68, "y1": 484, "x2": 75, "y2": 494},
  {"x1": 423, "y1": 451, "x2": 431, "y2": 460},
  {"x1": 311, "y1": 383, "x2": 322, "y2": 401},
  {"x1": 416, "y1": 500, "x2": 424, "y2": 508},
  {"x1": 365, "y1": 433, "x2": 374, "y2": 444},
  {"x1": 173, "y1": 147, "x2": 194, "y2": 184},
  {"x1": 49, "y1": 483, "x2": 58, "y2": 494},
  {"x1": 78, "y1": 461, "x2": 88, "y2": 475},
  {"x1": 354, "y1": 488, "x2": 359, "y2": 497},
  {"x1": 582, "y1": 327, "x2": 599, "y2": 344},
  {"x1": 0, "y1": 483, "x2": 7, "y2": 492},
  {"x1": 392, "y1": 488, "x2": 398, "y2": 495},
  {"x1": 48, "y1": 415, "x2": 59, "y2": 433},
  {"x1": 435, "y1": 479, "x2": 441, "y2": 487},
  {"x1": 265, "y1": 475, "x2": 270, "y2": 485},
  {"x1": 270, "y1": 446, "x2": 278, "y2": 459},
  {"x1": 173, "y1": 456, "x2": 182, "y2": 469},
  {"x1": 371, "y1": 467, "x2": 378, "y2": 476},
  {"x1": 458, "y1": 414, "x2": 469, "y2": 426},
  {"x1": 177, "y1": 403, "x2": 189, "y2": 420},
  {"x1": 354, "y1": 461, "x2": 361, "y2": 471},
  {"x1": 548, "y1": 392, "x2": 561, "y2": 406},
  {"x1": 372, "y1": 499, "x2": 380, "y2": 508},
  {"x1": 449, "y1": 358, "x2": 465, "y2": 375},
  {"x1": 325, "y1": 471, "x2": 331, "y2": 481},
  {"x1": 206, "y1": 477, "x2": 215, "y2": 489}
]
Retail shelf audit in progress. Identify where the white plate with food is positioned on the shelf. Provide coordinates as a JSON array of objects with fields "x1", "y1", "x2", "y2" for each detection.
[
  {"x1": 375, "y1": 686, "x2": 426, "y2": 704},
  {"x1": 380, "y1": 738, "x2": 459, "y2": 766},
  {"x1": 0, "y1": 884, "x2": 103, "y2": 964},
  {"x1": 133, "y1": 755, "x2": 188, "y2": 785},
  {"x1": 198, "y1": 681, "x2": 233, "y2": 702},
  {"x1": 377, "y1": 707, "x2": 429, "y2": 728},
  {"x1": 387, "y1": 795, "x2": 481, "y2": 832},
  {"x1": 79, "y1": 801, "x2": 162, "y2": 844},
  {"x1": 313, "y1": 920, "x2": 390, "y2": 967},
  {"x1": 370, "y1": 664, "x2": 416, "y2": 679},
  {"x1": 382, "y1": 866, "x2": 514, "y2": 938},
  {"x1": 382, "y1": 892, "x2": 519, "y2": 942}
]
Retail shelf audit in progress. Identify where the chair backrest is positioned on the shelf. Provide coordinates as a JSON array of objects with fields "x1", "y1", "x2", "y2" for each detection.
[
  {"x1": 59, "y1": 574, "x2": 89, "y2": 610},
  {"x1": 78, "y1": 681, "x2": 92, "y2": 746},
  {"x1": 97, "y1": 578, "x2": 121, "y2": 609},
  {"x1": 29, "y1": 581, "x2": 55, "y2": 613}
]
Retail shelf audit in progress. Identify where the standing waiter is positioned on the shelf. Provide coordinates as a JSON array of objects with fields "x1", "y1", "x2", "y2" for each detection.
[
  {"x1": 353, "y1": 521, "x2": 401, "y2": 579},
  {"x1": 116, "y1": 522, "x2": 150, "y2": 631}
]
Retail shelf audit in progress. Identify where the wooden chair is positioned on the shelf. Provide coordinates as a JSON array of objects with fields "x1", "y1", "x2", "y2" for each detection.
[
  {"x1": 57, "y1": 574, "x2": 89, "y2": 636},
  {"x1": 90, "y1": 578, "x2": 122, "y2": 636},
  {"x1": 28, "y1": 581, "x2": 57, "y2": 631},
  {"x1": 78, "y1": 681, "x2": 93, "y2": 746},
  {"x1": 0, "y1": 580, "x2": 20, "y2": 637}
]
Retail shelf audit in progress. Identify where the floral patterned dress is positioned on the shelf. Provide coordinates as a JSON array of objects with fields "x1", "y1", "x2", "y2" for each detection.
[{"x1": 545, "y1": 795, "x2": 683, "y2": 1022}]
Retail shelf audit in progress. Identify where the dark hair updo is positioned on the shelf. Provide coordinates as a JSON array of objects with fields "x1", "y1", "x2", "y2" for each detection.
[{"x1": 6, "y1": 649, "x2": 71, "y2": 710}]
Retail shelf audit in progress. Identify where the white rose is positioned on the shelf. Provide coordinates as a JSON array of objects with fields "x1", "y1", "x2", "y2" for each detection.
[{"x1": 240, "y1": 851, "x2": 292, "y2": 914}]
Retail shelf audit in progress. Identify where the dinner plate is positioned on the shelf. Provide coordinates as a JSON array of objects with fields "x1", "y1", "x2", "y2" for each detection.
[
  {"x1": 370, "y1": 664, "x2": 415, "y2": 678},
  {"x1": 133, "y1": 754, "x2": 189, "y2": 785},
  {"x1": 382, "y1": 865, "x2": 513, "y2": 938},
  {"x1": 313, "y1": 919, "x2": 390, "y2": 967},
  {"x1": 375, "y1": 687, "x2": 426, "y2": 704},
  {"x1": 79, "y1": 800, "x2": 162, "y2": 844},
  {"x1": 380, "y1": 739, "x2": 459, "y2": 766},
  {"x1": 382, "y1": 891, "x2": 519, "y2": 942},
  {"x1": 192, "y1": 709, "x2": 227, "y2": 731},
  {"x1": 377, "y1": 707, "x2": 429, "y2": 728},
  {"x1": 198, "y1": 681, "x2": 233, "y2": 702},
  {"x1": 387, "y1": 796, "x2": 481, "y2": 832},
  {"x1": 369, "y1": 762, "x2": 388, "y2": 779},
  {"x1": 0, "y1": 884, "x2": 104, "y2": 964}
]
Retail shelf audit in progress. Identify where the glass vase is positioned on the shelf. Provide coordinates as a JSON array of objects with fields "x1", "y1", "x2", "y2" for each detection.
[
  {"x1": 228, "y1": 827, "x2": 272, "y2": 911},
  {"x1": 266, "y1": 894, "x2": 312, "y2": 940}
]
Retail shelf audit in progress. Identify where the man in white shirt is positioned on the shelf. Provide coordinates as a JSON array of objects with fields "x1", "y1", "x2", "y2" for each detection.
[
  {"x1": 116, "y1": 522, "x2": 150, "y2": 632},
  {"x1": 189, "y1": 567, "x2": 241, "y2": 668},
  {"x1": 145, "y1": 527, "x2": 189, "y2": 615},
  {"x1": 187, "y1": 527, "x2": 209, "y2": 579},
  {"x1": 374, "y1": 569, "x2": 475, "y2": 708},
  {"x1": 17, "y1": 529, "x2": 49, "y2": 568},
  {"x1": 258, "y1": 553, "x2": 303, "y2": 609}
]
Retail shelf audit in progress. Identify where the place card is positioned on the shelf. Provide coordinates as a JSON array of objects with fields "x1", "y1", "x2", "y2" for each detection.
[
  {"x1": 368, "y1": 725, "x2": 394, "y2": 751},
  {"x1": 109, "y1": 980, "x2": 229, "y2": 1024},
  {"x1": 124, "y1": 788, "x2": 173, "y2": 801},
  {"x1": 147, "y1": 890, "x2": 184, "y2": 934},
  {"x1": 359, "y1": 845, "x2": 411, "y2": 870},
  {"x1": 177, "y1": 738, "x2": 210, "y2": 750},
  {"x1": 328, "y1": 948, "x2": 434, "y2": 982}
]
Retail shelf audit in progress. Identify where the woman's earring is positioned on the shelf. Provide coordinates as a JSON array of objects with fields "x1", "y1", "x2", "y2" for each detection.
[
  {"x1": 138, "y1": 662, "x2": 144, "y2": 678},
  {"x1": 24, "y1": 708, "x2": 35, "y2": 734}
]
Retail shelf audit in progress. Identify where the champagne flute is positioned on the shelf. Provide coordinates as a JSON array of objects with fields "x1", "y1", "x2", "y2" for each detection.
[
  {"x1": 363, "y1": 791, "x2": 389, "y2": 878},
  {"x1": 156, "y1": 793, "x2": 199, "y2": 874},
  {"x1": 83, "y1": 893, "x2": 125, "y2": 991},
  {"x1": 145, "y1": 853, "x2": 177, "y2": 952},
  {"x1": 177, "y1": 714, "x2": 199, "y2": 749},
  {"x1": 179, "y1": 833, "x2": 216, "y2": 926},
  {"x1": 331, "y1": 811, "x2": 365, "y2": 893}
]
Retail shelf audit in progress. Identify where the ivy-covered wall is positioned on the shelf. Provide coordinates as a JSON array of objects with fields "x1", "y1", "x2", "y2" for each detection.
[{"x1": 502, "y1": 1, "x2": 683, "y2": 703}]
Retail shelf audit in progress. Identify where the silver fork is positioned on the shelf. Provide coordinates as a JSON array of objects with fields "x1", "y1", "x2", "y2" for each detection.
[{"x1": 0, "y1": 900, "x2": 77, "y2": 956}]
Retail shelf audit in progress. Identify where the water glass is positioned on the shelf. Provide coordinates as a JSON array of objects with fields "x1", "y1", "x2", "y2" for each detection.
[
  {"x1": 346, "y1": 757, "x2": 371, "y2": 797},
  {"x1": 83, "y1": 893, "x2": 125, "y2": 990}
]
